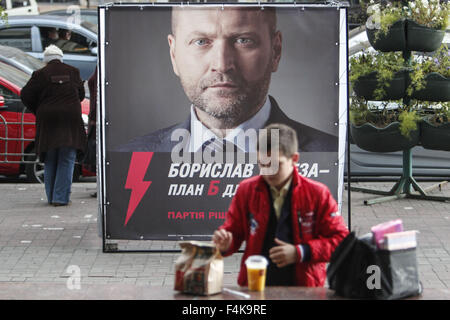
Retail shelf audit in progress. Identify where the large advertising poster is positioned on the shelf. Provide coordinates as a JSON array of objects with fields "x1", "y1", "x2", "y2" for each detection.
[{"x1": 99, "y1": 4, "x2": 348, "y2": 240}]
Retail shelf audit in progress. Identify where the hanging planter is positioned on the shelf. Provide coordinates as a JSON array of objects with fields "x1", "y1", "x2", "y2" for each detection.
[
  {"x1": 408, "y1": 45, "x2": 450, "y2": 101},
  {"x1": 367, "y1": 19, "x2": 406, "y2": 52},
  {"x1": 406, "y1": 20, "x2": 445, "y2": 52},
  {"x1": 420, "y1": 116, "x2": 450, "y2": 151},
  {"x1": 412, "y1": 73, "x2": 450, "y2": 102},
  {"x1": 350, "y1": 121, "x2": 420, "y2": 153},
  {"x1": 353, "y1": 70, "x2": 408, "y2": 101},
  {"x1": 364, "y1": 0, "x2": 449, "y2": 53},
  {"x1": 366, "y1": 19, "x2": 444, "y2": 53}
]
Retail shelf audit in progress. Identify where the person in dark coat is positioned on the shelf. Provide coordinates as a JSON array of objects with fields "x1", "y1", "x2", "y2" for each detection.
[{"x1": 21, "y1": 45, "x2": 87, "y2": 206}]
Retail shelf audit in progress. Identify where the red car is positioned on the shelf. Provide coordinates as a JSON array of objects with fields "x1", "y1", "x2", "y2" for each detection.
[{"x1": 0, "y1": 61, "x2": 94, "y2": 182}]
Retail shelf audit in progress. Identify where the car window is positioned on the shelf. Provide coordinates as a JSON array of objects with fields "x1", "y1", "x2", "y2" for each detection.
[
  {"x1": 0, "y1": 27, "x2": 33, "y2": 52},
  {"x1": 0, "y1": 86, "x2": 15, "y2": 99},
  {"x1": 40, "y1": 27, "x2": 95, "y2": 55},
  {"x1": 0, "y1": 84, "x2": 26, "y2": 113},
  {"x1": 12, "y1": 0, "x2": 31, "y2": 8},
  {"x1": 66, "y1": 29, "x2": 95, "y2": 53}
]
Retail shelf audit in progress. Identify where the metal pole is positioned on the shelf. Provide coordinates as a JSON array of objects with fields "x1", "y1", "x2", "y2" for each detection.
[
  {"x1": 345, "y1": 6, "x2": 351, "y2": 231},
  {"x1": 403, "y1": 148, "x2": 413, "y2": 194}
]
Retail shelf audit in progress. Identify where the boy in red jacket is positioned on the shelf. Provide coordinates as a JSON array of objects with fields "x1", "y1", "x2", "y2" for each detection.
[{"x1": 212, "y1": 123, "x2": 348, "y2": 287}]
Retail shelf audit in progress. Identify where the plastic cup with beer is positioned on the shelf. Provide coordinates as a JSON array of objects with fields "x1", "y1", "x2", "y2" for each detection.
[{"x1": 245, "y1": 255, "x2": 268, "y2": 291}]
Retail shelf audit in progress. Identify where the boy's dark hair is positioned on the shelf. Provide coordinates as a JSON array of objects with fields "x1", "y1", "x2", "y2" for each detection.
[{"x1": 257, "y1": 123, "x2": 298, "y2": 157}]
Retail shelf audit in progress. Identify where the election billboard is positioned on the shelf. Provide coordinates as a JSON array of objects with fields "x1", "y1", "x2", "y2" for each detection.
[{"x1": 98, "y1": 3, "x2": 348, "y2": 240}]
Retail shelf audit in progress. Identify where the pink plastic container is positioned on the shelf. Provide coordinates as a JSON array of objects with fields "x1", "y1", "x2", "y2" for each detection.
[{"x1": 371, "y1": 219, "x2": 403, "y2": 249}]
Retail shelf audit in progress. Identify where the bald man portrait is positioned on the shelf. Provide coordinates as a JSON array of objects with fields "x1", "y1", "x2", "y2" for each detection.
[{"x1": 116, "y1": 6, "x2": 338, "y2": 154}]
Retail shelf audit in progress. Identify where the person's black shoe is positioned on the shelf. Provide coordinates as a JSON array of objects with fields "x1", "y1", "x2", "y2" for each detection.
[
  {"x1": 90, "y1": 192, "x2": 97, "y2": 198},
  {"x1": 53, "y1": 200, "x2": 72, "y2": 207}
]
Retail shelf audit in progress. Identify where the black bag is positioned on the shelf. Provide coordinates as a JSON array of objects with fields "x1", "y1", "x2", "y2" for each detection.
[
  {"x1": 327, "y1": 232, "x2": 422, "y2": 300},
  {"x1": 82, "y1": 130, "x2": 96, "y2": 173}
]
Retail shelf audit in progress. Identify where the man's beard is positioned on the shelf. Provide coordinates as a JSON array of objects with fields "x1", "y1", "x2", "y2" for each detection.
[{"x1": 181, "y1": 67, "x2": 272, "y2": 128}]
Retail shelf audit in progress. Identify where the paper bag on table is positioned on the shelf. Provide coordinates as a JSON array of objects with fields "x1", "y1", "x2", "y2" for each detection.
[{"x1": 174, "y1": 241, "x2": 223, "y2": 295}]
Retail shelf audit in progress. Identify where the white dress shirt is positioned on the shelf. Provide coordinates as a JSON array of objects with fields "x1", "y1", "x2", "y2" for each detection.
[{"x1": 188, "y1": 97, "x2": 271, "y2": 152}]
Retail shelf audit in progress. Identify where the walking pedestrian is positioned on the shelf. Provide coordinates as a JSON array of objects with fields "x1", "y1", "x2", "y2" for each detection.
[{"x1": 21, "y1": 45, "x2": 87, "y2": 206}]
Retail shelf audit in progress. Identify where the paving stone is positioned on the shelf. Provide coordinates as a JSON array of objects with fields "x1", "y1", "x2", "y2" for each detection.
[
  {"x1": 0, "y1": 277, "x2": 12, "y2": 282},
  {"x1": 437, "y1": 272, "x2": 450, "y2": 280},
  {"x1": 1, "y1": 181, "x2": 449, "y2": 295}
]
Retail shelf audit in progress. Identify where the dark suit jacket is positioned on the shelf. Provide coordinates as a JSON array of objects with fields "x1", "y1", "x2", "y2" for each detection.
[{"x1": 115, "y1": 96, "x2": 338, "y2": 152}]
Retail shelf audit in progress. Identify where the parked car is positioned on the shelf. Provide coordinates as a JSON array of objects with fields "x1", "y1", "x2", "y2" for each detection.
[
  {"x1": 0, "y1": 0, "x2": 39, "y2": 16},
  {"x1": 347, "y1": 25, "x2": 450, "y2": 179},
  {"x1": 0, "y1": 15, "x2": 98, "y2": 80},
  {"x1": 42, "y1": 8, "x2": 98, "y2": 26},
  {"x1": 0, "y1": 61, "x2": 93, "y2": 182}
]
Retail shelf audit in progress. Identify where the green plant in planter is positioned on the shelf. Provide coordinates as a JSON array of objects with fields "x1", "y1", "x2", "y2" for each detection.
[
  {"x1": 406, "y1": 0, "x2": 450, "y2": 30},
  {"x1": 350, "y1": 50, "x2": 405, "y2": 99},
  {"x1": 414, "y1": 100, "x2": 450, "y2": 150},
  {"x1": 408, "y1": 44, "x2": 450, "y2": 96},
  {"x1": 370, "y1": 0, "x2": 450, "y2": 33},
  {"x1": 432, "y1": 103, "x2": 450, "y2": 125},
  {"x1": 367, "y1": 0, "x2": 449, "y2": 45},
  {"x1": 415, "y1": 100, "x2": 450, "y2": 125},
  {"x1": 349, "y1": 96, "x2": 373, "y2": 126},
  {"x1": 366, "y1": 0, "x2": 404, "y2": 39},
  {"x1": 398, "y1": 109, "x2": 421, "y2": 138},
  {"x1": 349, "y1": 96, "x2": 420, "y2": 138}
]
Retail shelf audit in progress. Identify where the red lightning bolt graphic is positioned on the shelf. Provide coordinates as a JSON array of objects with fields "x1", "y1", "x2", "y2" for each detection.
[{"x1": 124, "y1": 152, "x2": 153, "y2": 226}]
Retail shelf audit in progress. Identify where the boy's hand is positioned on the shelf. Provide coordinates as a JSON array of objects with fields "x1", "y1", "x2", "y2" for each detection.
[
  {"x1": 269, "y1": 238, "x2": 298, "y2": 268},
  {"x1": 212, "y1": 229, "x2": 233, "y2": 253}
]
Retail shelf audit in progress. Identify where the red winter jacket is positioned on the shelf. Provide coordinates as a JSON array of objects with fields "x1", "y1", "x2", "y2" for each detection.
[{"x1": 220, "y1": 166, "x2": 349, "y2": 287}]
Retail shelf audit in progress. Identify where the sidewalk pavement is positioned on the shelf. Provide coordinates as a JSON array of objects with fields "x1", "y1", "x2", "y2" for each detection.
[{"x1": 0, "y1": 180, "x2": 449, "y2": 297}]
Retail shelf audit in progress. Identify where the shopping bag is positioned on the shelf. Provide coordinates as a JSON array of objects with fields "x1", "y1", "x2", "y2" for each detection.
[
  {"x1": 327, "y1": 232, "x2": 377, "y2": 299},
  {"x1": 174, "y1": 241, "x2": 223, "y2": 296},
  {"x1": 327, "y1": 232, "x2": 422, "y2": 300},
  {"x1": 373, "y1": 248, "x2": 422, "y2": 300}
]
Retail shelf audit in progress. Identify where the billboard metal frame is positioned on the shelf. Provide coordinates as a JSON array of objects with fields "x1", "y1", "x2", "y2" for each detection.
[{"x1": 97, "y1": 2, "x2": 351, "y2": 253}]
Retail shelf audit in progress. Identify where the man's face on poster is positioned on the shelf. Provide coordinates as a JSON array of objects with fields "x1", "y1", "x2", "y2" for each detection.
[{"x1": 168, "y1": 8, "x2": 282, "y2": 126}]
